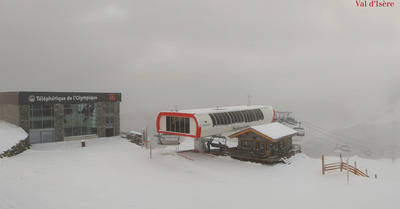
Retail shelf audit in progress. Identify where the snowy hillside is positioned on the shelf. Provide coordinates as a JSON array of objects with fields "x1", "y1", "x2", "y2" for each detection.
[
  {"x1": 0, "y1": 120, "x2": 28, "y2": 152},
  {"x1": 1, "y1": 136, "x2": 399, "y2": 209},
  {"x1": 301, "y1": 102, "x2": 400, "y2": 159}
]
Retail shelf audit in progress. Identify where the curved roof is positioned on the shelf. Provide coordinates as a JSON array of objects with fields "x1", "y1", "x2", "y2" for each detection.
[{"x1": 161, "y1": 105, "x2": 272, "y2": 115}]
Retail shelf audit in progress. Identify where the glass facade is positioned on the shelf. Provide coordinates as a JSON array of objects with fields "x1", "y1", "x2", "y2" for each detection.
[
  {"x1": 29, "y1": 104, "x2": 54, "y2": 129},
  {"x1": 105, "y1": 102, "x2": 115, "y2": 127},
  {"x1": 29, "y1": 104, "x2": 55, "y2": 143},
  {"x1": 104, "y1": 102, "x2": 117, "y2": 137},
  {"x1": 64, "y1": 103, "x2": 97, "y2": 137}
]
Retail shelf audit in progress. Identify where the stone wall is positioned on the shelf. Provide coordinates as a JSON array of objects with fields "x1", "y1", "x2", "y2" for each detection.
[
  {"x1": 19, "y1": 105, "x2": 30, "y2": 135},
  {"x1": 97, "y1": 102, "x2": 106, "y2": 137},
  {"x1": 54, "y1": 104, "x2": 64, "y2": 142},
  {"x1": 114, "y1": 102, "x2": 120, "y2": 136},
  {"x1": 237, "y1": 132, "x2": 293, "y2": 158},
  {"x1": 0, "y1": 137, "x2": 30, "y2": 158}
]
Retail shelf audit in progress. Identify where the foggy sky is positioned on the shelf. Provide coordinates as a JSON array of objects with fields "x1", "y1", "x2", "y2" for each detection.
[{"x1": 1, "y1": 0, "x2": 399, "y2": 134}]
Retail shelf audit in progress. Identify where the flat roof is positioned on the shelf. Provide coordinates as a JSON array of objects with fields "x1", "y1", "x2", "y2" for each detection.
[{"x1": 0, "y1": 91, "x2": 121, "y2": 105}]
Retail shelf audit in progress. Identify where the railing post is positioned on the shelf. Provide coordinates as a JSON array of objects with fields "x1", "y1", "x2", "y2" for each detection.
[
  {"x1": 340, "y1": 153, "x2": 343, "y2": 171},
  {"x1": 347, "y1": 157, "x2": 349, "y2": 185},
  {"x1": 354, "y1": 162, "x2": 357, "y2": 175},
  {"x1": 366, "y1": 169, "x2": 368, "y2": 176},
  {"x1": 322, "y1": 155, "x2": 325, "y2": 175}
]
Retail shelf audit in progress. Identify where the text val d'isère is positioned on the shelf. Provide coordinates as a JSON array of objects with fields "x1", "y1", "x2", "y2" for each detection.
[{"x1": 355, "y1": 0, "x2": 395, "y2": 7}]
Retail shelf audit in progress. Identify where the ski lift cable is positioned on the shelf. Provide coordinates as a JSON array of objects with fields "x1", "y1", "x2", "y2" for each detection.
[
  {"x1": 303, "y1": 124, "x2": 369, "y2": 150},
  {"x1": 300, "y1": 121, "x2": 376, "y2": 148},
  {"x1": 306, "y1": 133, "x2": 365, "y2": 152},
  {"x1": 306, "y1": 133, "x2": 339, "y2": 145},
  {"x1": 301, "y1": 121, "x2": 358, "y2": 140},
  {"x1": 301, "y1": 120, "x2": 380, "y2": 146}
]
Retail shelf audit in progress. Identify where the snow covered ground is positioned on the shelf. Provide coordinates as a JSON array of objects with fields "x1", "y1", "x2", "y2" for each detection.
[
  {"x1": 1, "y1": 134, "x2": 399, "y2": 209},
  {"x1": 0, "y1": 121, "x2": 28, "y2": 153}
]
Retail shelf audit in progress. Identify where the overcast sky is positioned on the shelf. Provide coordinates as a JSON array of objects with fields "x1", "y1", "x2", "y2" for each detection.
[{"x1": 1, "y1": 0, "x2": 399, "y2": 133}]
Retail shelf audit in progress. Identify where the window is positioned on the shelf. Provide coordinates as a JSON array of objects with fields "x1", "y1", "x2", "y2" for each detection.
[
  {"x1": 30, "y1": 105, "x2": 54, "y2": 129},
  {"x1": 209, "y1": 109, "x2": 265, "y2": 127},
  {"x1": 64, "y1": 103, "x2": 97, "y2": 137},
  {"x1": 259, "y1": 142, "x2": 264, "y2": 150},
  {"x1": 166, "y1": 116, "x2": 190, "y2": 134},
  {"x1": 221, "y1": 113, "x2": 229, "y2": 125},
  {"x1": 105, "y1": 102, "x2": 115, "y2": 126},
  {"x1": 209, "y1": 114, "x2": 217, "y2": 126},
  {"x1": 229, "y1": 112, "x2": 238, "y2": 123}
]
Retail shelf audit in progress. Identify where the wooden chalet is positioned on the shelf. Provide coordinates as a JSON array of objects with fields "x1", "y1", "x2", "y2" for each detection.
[{"x1": 229, "y1": 122, "x2": 298, "y2": 158}]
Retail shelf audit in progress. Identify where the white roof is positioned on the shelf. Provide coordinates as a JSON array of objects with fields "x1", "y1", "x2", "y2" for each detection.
[
  {"x1": 251, "y1": 122, "x2": 298, "y2": 140},
  {"x1": 162, "y1": 105, "x2": 272, "y2": 115},
  {"x1": 127, "y1": 131, "x2": 142, "y2": 135}
]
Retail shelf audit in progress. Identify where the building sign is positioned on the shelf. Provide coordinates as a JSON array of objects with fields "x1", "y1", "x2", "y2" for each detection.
[
  {"x1": 141, "y1": 128, "x2": 147, "y2": 143},
  {"x1": 109, "y1": 94, "x2": 116, "y2": 101},
  {"x1": 18, "y1": 92, "x2": 121, "y2": 105}
]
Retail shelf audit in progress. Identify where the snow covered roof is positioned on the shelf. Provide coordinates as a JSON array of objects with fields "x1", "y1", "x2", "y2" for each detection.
[
  {"x1": 161, "y1": 105, "x2": 272, "y2": 115},
  {"x1": 230, "y1": 122, "x2": 298, "y2": 141}
]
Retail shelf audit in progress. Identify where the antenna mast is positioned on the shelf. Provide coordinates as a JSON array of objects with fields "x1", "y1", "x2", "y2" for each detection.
[{"x1": 247, "y1": 94, "x2": 252, "y2": 106}]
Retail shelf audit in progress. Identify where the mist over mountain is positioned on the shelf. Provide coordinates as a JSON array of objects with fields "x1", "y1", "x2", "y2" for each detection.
[{"x1": 302, "y1": 99, "x2": 400, "y2": 159}]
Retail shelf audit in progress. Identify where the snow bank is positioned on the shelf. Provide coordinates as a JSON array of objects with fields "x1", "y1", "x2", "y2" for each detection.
[{"x1": 0, "y1": 120, "x2": 28, "y2": 152}]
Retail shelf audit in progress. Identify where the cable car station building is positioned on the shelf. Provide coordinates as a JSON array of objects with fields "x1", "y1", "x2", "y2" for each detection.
[{"x1": 0, "y1": 91, "x2": 121, "y2": 144}]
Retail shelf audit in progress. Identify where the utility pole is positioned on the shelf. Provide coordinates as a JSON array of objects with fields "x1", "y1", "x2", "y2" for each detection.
[{"x1": 150, "y1": 142, "x2": 152, "y2": 159}]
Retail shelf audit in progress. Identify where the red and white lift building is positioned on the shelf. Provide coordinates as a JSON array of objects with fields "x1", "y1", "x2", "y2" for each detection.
[{"x1": 156, "y1": 105, "x2": 275, "y2": 151}]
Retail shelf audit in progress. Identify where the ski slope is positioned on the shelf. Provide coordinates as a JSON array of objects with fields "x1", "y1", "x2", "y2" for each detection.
[{"x1": 0, "y1": 135, "x2": 399, "y2": 209}]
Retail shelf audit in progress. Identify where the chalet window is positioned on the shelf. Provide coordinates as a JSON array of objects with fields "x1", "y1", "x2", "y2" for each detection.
[
  {"x1": 256, "y1": 142, "x2": 263, "y2": 150},
  {"x1": 242, "y1": 141, "x2": 247, "y2": 148},
  {"x1": 251, "y1": 141, "x2": 256, "y2": 149}
]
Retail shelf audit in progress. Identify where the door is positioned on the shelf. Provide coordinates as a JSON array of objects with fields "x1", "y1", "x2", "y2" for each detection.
[
  {"x1": 29, "y1": 129, "x2": 55, "y2": 144},
  {"x1": 264, "y1": 143, "x2": 271, "y2": 156},
  {"x1": 105, "y1": 127, "x2": 114, "y2": 137}
]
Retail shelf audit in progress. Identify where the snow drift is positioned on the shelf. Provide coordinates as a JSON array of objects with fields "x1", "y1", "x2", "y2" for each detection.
[{"x1": 0, "y1": 120, "x2": 28, "y2": 153}]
